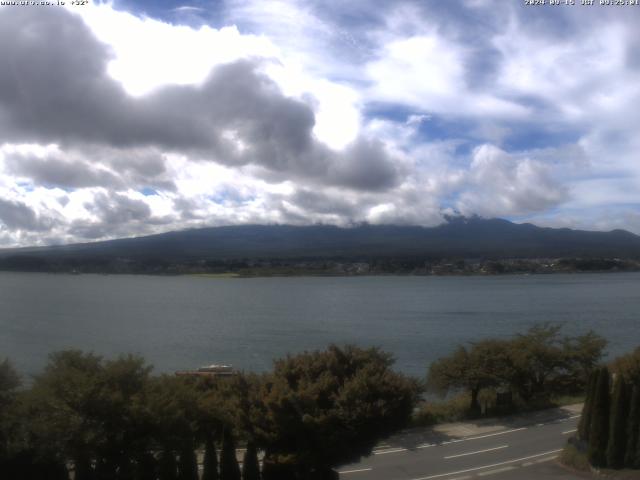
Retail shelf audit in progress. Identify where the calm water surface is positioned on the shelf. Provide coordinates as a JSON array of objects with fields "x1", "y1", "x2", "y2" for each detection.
[{"x1": 1, "y1": 272, "x2": 638, "y2": 378}]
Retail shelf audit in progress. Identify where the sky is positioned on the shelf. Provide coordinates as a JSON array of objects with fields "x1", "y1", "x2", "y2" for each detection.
[{"x1": 0, "y1": 0, "x2": 639, "y2": 246}]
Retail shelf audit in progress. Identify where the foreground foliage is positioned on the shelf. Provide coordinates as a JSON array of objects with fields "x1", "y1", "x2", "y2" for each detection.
[
  {"x1": 573, "y1": 349, "x2": 640, "y2": 471},
  {"x1": 0, "y1": 346, "x2": 419, "y2": 480},
  {"x1": 426, "y1": 324, "x2": 606, "y2": 416}
]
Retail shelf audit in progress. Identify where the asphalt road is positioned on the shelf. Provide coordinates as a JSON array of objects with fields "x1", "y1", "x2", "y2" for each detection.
[{"x1": 338, "y1": 411, "x2": 585, "y2": 480}]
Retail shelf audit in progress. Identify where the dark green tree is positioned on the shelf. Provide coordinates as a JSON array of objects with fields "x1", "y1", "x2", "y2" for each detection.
[
  {"x1": 508, "y1": 324, "x2": 566, "y2": 403},
  {"x1": 220, "y1": 428, "x2": 241, "y2": 480},
  {"x1": 178, "y1": 443, "x2": 199, "y2": 480},
  {"x1": 611, "y1": 347, "x2": 640, "y2": 386},
  {"x1": 135, "y1": 451, "x2": 158, "y2": 480},
  {"x1": 27, "y1": 350, "x2": 104, "y2": 477},
  {"x1": 427, "y1": 340, "x2": 510, "y2": 416},
  {"x1": 578, "y1": 371, "x2": 598, "y2": 442},
  {"x1": 202, "y1": 437, "x2": 219, "y2": 480},
  {"x1": 588, "y1": 366, "x2": 610, "y2": 468},
  {"x1": 624, "y1": 386, "x2": 640, "y2": 468},
  {"x1": 606, "y1": 376, "x2": 629, "y2": 468},
  {"x1": 562, "y1": 331, "x2": 607, "y2": 394},
  {"x1": 0, "y1": 358, "x2": 20, "y2": 462},
  {"x1": 255, "y1": 345, "x2": 419, "y2": 477},
  {"x1": 636, "y1": 419, "x2": 640, "y2": 469},
  {"x1": 158, "y1": 449, "x2": 178, "y2": 480},
  {"x1": 242, "y1": 441, "x2": 260, "y2": 480}
]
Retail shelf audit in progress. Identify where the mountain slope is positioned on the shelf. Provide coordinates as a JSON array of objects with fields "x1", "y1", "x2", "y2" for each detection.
[{"x1": 2, "y1": 217, "x2": 640, "y2": 262}]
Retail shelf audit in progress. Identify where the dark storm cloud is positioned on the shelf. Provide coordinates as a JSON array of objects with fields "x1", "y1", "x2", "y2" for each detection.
[
  {"x1": 0, "y1": 7, "x2": 400, "y2": 192},
  {"x1": 86, "y1": 193, "x2": 152, "y2": 225},
  {"x1": 289, "y1": 189, "x2": 359, "y2": 217},
  {"x1": 0, "y1": 198, "x2": 53, "y2": 232},
  {"x1": 68, "y1": 192, "x2": 162, "y2": 240},
  {"x1": 5, "y1": 152, "x2": 123, "y2": 189}
]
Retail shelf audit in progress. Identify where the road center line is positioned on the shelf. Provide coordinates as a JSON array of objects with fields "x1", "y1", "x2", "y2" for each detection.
[
  {"x1": 444, "y1": 445, "x2": 509, "y2": 459},
  {"x1": 535, "y1": 455, "x2": 559, "y2": 463},
  {"x1": 448, "y1": 427, "x2": 527, "y2": 443},
  {"x1": 562, "y1": 428, "x2": 577, "y2": 435},
  {"x1": 373, "y1": 447, "x2": 408, "y2": 455},
  {"x1": 410, "y1": 449, "x2": 563, "y2": 480},
  {"x1": 477, "y1": 466, "x2": 516, "y2": 476},
  {"x1": 338, "y1": 468, "x2": 373, "y2": 474}
]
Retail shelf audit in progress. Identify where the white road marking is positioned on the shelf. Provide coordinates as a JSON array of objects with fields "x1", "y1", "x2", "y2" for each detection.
[
  {"x1": 373, "y1": 447, "x2": 408, "y2": 455},
  {"x1": 416, "y1": 427, "x2": 527, "y2": 450},
  {"x1": 534, "y1": 455, "x2": 558, "y2": 463},
  {"x1": 338, "y1": 468, "x2": 373, "y2": 474},
  {"x1": 452, "y1": 428, "x2": 527, "y2": 443},
  {"x1": 410, "y1": 449, "x2": 563, "y2": 480},
  {"x1": 562, "y1": 429, "x2": 577, "y2": 435},
  {"x1": 370, "y1": 415, "x2": 577, "y2": 457},
  {"x1": 444, "y1": 445, "x2": 509, "y2": 459},
  {"x1": 477, "y1": 466, "x2": 516, "y2": 476}
]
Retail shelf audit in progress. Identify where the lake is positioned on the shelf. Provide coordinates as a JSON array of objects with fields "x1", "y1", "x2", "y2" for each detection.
[{"x1": 1, "y1": 272, "x2": 638, "y2": 379}]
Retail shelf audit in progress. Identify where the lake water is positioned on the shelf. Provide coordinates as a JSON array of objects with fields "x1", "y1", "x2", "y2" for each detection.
[{"x1": 1, "y1": 272, "x2": 638, "y2": 379}]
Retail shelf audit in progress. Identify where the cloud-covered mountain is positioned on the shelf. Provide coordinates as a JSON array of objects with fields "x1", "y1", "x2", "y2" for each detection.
[{"x1": 3, "y1": 218, "x2": 640, "y2": 263}]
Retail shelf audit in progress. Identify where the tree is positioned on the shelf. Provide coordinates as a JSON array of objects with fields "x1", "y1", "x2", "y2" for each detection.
[
  {"x1": 146, "y1": 375, "x2": 204, "y2": 480},
  {"x1": 158, "y1": 449, "x2": 178, "y2": 480},
  {"x1": 588, "y1": 367, "x2": 610, "y2": 468},
  {"x1": 0, "y1": 358, "x2": 20, "y2": 457},
  {"x1": 636, "y1": 418, "x2": 640, "y2": 469},
  {"x1": 255, "y1": 345, "x2": 420, "y2": 478},
  {"x1": 624, "y1": 386, "x2": 640, "y2": 468},
  {"x1": 427, "y1": 340, "x2": 511, "y2": 415},
  {"x1": 606, "y1": 375, "x2": 628, "y2": 468},
  {"x1": 427, "y1": 324, "x2": 606, "y2": 413},
  {"x1": 178, "y1": 443, "x2": 199, "y2": 480},
  {"x1": 508, "y1": 324, "x2": 566, "y2": 402},
  {"x1": 202, "y1": 437, "x2": 219, "y2": 480},
  {"x1": 27, "y1": 350, "x2": 104, "y2": 478},
  {"x1": 611, "y1": 347, "x2": 640, "y2": 386},
  {"x1": 0, "y1": 358, "x2": 20, "y2": 397},
  {"x1": 220, "y1": 428, "x2": 241, "y2": 480},
  {"x1": 562, "y1": 331, "x2": 607, "y2": 393},
  {"x1": 242, "y1": 441, "x2": 260, "y2": 480},
  {"x1": 578, "y1": 371, "x2": 598, "y2": 442},
  {"x1": 136, "y1": 452, "x2": 158, "y2": 480},
  {"x1": 28, "y1": 351, "x2": 156, "y2": 479}
]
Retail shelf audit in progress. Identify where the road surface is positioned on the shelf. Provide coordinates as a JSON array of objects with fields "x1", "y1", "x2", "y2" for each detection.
[{"x1": 338, "y1": 408, "x2": 586, "y2": 480}]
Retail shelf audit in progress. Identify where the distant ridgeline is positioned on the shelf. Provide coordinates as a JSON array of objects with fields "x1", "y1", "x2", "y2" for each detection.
[{"x1": 1, "y1": 218, "x2": 640, "y2": 274}]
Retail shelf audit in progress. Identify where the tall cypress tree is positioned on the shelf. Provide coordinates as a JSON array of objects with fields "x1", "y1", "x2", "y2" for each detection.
[
  {"x1": 135, "y1": 452, "x2": 157, "y2": 480},
  {"x1": 242, "y1": 442, "x2": 260, "y2": 480},
  {"x1": 202, "y1": 437, "x2": 219, "y2": 480},
  {"x1": 588, "y1": 366, "x2": 610, "y2": 468},
  {"x1": 220, "y1": 429, "x2": 241, "y2": 480},
  {"x1": 74, "y1": 455, "x2": 94, "y2": 480},
  {"x1": 158, "y1": 449, "x2": 178, "y2": 480},
  {"x1": 635, "y1": 418, "x2": 640, "y2": 469},
  {"x1": 606, "y1": 376, "x2": 628, "y2": 469},
  {"x1": 624, "y1": 387, "x2": 640, "y2": 468},
  {"x1": 579, "y1": 371, "x2": 598, "y2": 442},
  {"x1": 178, "y1": 443, "x2": 199, "y2": 480}
]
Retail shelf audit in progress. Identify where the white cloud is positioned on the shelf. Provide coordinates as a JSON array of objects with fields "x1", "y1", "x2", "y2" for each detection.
[
  {"x1": 456, "y1": 145, "x2": 568, "y2": 218},
  {"x1": 0, "y1": 1, "x2": 638, "y2": 246}
]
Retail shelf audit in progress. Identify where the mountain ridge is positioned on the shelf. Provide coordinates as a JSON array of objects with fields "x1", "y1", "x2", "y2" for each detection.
[{"x1": 2, "y1": 217, "x2": 640, "y2": 262}]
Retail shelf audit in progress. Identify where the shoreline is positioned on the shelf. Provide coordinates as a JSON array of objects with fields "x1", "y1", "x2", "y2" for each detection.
[{"x1": 1, "y1": 268, "x2": 640, "y2": 278}]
